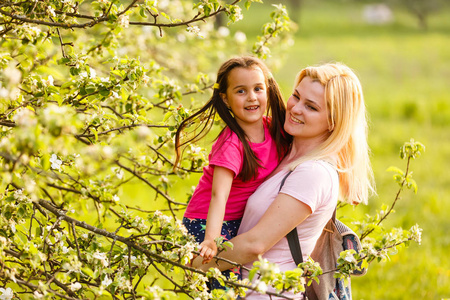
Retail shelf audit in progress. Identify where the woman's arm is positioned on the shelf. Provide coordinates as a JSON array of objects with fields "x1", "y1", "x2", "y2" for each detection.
[
  {"x1": 193, "y1": 192, "x2": 312, "y2": 271},
  {"x1": 199, "y1": 166, "x2": 234, "y2": 262}
]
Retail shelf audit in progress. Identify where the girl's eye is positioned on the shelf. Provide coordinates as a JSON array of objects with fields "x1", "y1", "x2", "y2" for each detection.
[
  {"x1": 255, "y1": 87, "x2": 264, "y2": 92},
  {"x1": 237, "y1": 89, "x2": 245, "y2": 94}
]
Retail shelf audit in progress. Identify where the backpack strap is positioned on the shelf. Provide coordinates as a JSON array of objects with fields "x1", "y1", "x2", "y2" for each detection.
[
  {"x1": 286, "y1": 209, "x2": 337, "y2": 266},
  {"x1": 287, "y1": 228, "x2": 303, "y2": 266},
  {"x1": 279, "y1": 171, "x2": 307, "y2": 299},
  {"x1": 279, "y1": 171, "x2": 304, "y2": 266}
]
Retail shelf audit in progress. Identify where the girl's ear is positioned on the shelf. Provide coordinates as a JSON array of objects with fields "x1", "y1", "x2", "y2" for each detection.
[{"x1": 220, "y1": 93, "x2": 230, "y2": 108}]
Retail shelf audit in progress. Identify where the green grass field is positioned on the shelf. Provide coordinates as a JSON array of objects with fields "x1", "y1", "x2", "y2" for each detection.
[{"x1": 122, "y1": 1, "x2": 450, "y2": 299}]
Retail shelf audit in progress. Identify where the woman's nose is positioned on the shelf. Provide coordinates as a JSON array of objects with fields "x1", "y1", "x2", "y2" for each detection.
[{"x1": 290, "y1": 101, "x2": 303, "y2": 114}]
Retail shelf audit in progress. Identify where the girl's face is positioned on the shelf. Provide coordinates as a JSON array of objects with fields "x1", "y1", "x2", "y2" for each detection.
[
  {"x1": 220, "y1": 66, "x2": 267, "y2": 130},
  {"x1": 284, "y1": 76, "x2": 330, "y2": 144}
]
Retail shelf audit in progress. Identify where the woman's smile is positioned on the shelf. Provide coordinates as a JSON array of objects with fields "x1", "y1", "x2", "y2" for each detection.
[{"x1": 289, "y1": 114, "x2": 304, "y2": 124}]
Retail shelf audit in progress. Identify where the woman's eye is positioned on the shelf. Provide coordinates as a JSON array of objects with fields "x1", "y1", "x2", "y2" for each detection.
[
  {"x1": 292, "y1": 94, "x2": 300, "y2": 100},
  {"x1": 307, "y1": 105, "x2": 317, "y2": 111}
]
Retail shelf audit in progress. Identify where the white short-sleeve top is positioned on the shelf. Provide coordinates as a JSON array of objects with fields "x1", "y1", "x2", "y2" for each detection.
[{"x1": 238, "y1": 160, "x2": 339, "y2": 299}]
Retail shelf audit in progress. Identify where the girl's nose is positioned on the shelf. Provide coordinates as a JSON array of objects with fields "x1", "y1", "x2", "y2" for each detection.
[{"x1": 248, "y1": 90, "x2": 257, "y2": 101}]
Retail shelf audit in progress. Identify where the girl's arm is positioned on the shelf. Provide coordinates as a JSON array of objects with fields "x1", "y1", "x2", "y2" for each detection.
[
  {"x1": 193, "y1": 192, "x2": 312, "y2": 270},
  {"x1": 199, "y1": 166, "x2": 234, "y2": 263}
]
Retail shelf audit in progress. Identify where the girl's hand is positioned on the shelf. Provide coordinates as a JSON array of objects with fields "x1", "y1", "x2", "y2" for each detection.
[{"x1": 199, "y1": 239, "x2": 218, "y2": 264}]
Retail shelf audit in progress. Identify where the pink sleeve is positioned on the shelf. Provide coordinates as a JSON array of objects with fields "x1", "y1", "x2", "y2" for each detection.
[
  {"x1": 208, "y1": 132, "x2": 243, "y2": 178},
  {"x1": 280, "y1": 161, "x2": 335, "y2": 212}
]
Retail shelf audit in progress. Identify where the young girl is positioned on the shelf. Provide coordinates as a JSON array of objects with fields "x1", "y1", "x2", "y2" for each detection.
[{"x1": 174, "y1": 56, "x2": 291, "y2": 286}]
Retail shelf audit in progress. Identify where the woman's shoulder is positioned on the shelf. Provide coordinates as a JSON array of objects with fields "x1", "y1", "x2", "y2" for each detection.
[{"x1": 292, "y1": 160, "x2": 338, "y2": 180}]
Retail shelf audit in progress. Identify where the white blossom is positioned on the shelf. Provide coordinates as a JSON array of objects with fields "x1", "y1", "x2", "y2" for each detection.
[
  {"x1": 69, "y1": 282, "x2": 82, "y2": 291},
  {"x1": 256, "y1": 281, "x2": 268, "y2": 293},
  {"x1": 0, "y1": 287, "x2": 14, "y2": 300},
  {"x1": 93, "y1": 251, "x2": 109, "y2": 267},
  {"x1": 191, "y1": 146, "x2": 202, "y2": 154},
  {"x1": 47, "y1": 6, "x2": 56, "y2": 17},
  {"x1": 13, "y1": 189, "x2": 27, "y2": 202},
  {"x1": 343, "y1": 251, "x2": 357, "y2": 263},
  {"x1": 234, "y1": 6, "x2": 243, "y2": 21},
  {"x1": 116, "y1": 274, "x2": 132, "y2": 290},
  {"x1": 79, "y1": 71, "x2": 88, "y2": 78},
  {"x1": 187, "y1": 26, "x2": 200, "y2": 35},
  {"x1": 176, "y1": 219, "x2": 188, "y2": 235},
  {"x1": 118, "y1": 14, "x2": 129, "y2": 28},
  {"x1": 62, "y1": 246, "x2": 69, "y2": 254},
  {"x1": 46, "y1": 75, "x2": 54, "y2": 86},
  {"x1": 112, "y1": 194, "x2": 120, "y2": 203},
  {"x1": 101, "y1": 276, "x2": 113, "y2": 287},
  {"x1": 25, "y1": 24, "x2": 41, "y2": 37},
  {"x1": 142, "y1": 74, "x2": 150, "y2": 84},
  {"x1": 89, "y1": 68, "x2": 96, "y2": 78},
  {"x1": 111, "y1": 91, "x2": 120, "y2": 99},
  {"x1": 116, "y1": 169, "x2": 124, "y2": 180},
  {"x1": 33, "y1": 291, "x2": 44, "y2": 299},
  {"x1": 50, "y1": 154, "x2": 62, "y2": 171},
  {"x1": 123, "y1": 255, "x2": 137, "y2": 264},
  {"x1": 410, "y1": 224, "x2": 423, "y2": 245}
]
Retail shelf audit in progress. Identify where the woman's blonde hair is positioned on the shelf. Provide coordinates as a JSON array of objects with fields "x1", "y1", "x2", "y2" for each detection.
[{"x1": 289, "y1": 63, "x2": 375, "y2": 204}]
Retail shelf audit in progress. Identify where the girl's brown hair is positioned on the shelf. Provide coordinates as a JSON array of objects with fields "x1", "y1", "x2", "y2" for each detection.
[{"x1": 174, "y1": 56, "x2": 291, "y2": 181}]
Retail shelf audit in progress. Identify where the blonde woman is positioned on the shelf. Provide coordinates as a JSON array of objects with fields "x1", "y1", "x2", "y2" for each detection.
[{"x1": 192, "y1": 62, "x2": 375, "y2": 299}]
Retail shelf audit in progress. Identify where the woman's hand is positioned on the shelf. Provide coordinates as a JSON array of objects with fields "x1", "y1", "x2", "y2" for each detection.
[{"x1": 199, "y1": 239, "x2": 218, "y2": 264}]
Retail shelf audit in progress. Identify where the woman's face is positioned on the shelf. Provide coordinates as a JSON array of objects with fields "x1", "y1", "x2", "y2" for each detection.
[{"x1": 284, "y1": 76, "x2": 330, "y2": 143}]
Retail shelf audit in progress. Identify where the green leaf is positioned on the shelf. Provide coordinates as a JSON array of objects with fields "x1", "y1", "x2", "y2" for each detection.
[
  {"x1": 139, "y1": 7, "x2": 147, "y2": 18},
  {"x1": 91, "y1": 128, "x2": 99, "y2": 141},
  {"x1": 386, "y1": 166, "x2": 404, "y2": 175},
  {"x1": 85, "y1": 84, "x2": 96, "y2": 94},
  {"x1": 57, "y1": 57, "x2": 71, "y2": 65},
  {"x1": 162, "y1": 111, "x2": 173, "y2": 122},
  {"x1": 81, "y1": 267, "x2": 95, "y2": 278}
]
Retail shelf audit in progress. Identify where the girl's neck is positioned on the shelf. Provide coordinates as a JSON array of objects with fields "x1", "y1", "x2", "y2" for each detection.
[{"x1": 237, "y1": 119, "x2": 265, "y2": 143}]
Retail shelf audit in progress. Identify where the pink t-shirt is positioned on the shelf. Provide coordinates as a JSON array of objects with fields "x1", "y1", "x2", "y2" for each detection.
[
  {"x1": 238, "y1": 160, "x2": 339, "y2": 299},
  {"x1": 184, "y1": 121, "x2": 280, "y2": 221}
]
